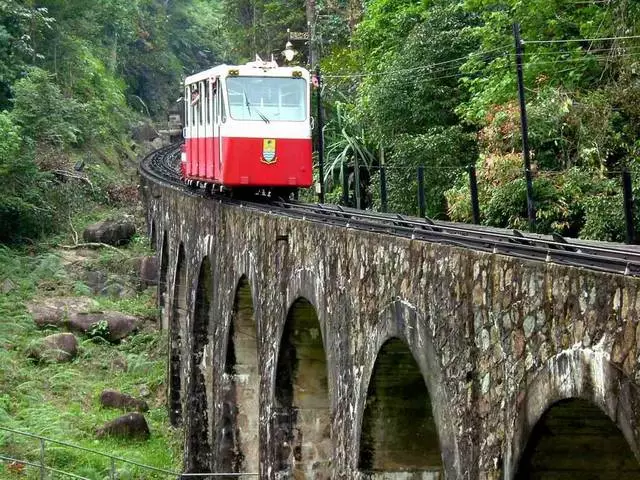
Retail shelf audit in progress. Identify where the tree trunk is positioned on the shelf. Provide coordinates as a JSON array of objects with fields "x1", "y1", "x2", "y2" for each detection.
[{"x1": 306, "y1": 0, "x2": 317, "y2": 67}]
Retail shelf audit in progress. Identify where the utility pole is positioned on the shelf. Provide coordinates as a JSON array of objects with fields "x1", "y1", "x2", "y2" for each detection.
[
  {"x1": 306, "y1": 0, "x2": 318, "y2": 67},
  {"x1": 316, "y1": 65, "x2": 325, "y2": 203},
  {"x1": 513, "y1": 23, "x2": 536, "y2": 231}
]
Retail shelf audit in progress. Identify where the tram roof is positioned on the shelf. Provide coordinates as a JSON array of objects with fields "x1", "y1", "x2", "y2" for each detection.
[{"x1": 185, "y1": 62, "x2": 310, "y2": 85}]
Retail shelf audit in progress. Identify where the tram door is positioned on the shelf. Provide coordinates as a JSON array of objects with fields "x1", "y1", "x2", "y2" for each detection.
[
  {"x1": 197, "y1": 80, "x2": 206, "y2": 178},
  {"x1": 204, "y1": 79, "x2": 214, "y2": 179},
  {"x1": 212, "y1": 78, "x2": 223, "y2": 182}
]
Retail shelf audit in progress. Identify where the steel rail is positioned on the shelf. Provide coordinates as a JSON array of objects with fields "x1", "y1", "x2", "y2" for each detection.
[{"x1": 139, "y1": 145, "x2": 640, "y2": 278}]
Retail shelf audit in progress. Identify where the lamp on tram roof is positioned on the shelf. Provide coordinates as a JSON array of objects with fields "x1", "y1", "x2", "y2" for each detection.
[{"x1": 283, "y1": 41, "x2": 296, "y2": 62}]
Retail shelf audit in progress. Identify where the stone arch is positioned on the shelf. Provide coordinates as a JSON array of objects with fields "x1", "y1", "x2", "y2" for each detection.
[
  {"x1": 169, "y1": 242, "x2": 186, "y2": 427},
  {"x1": 358, "y1": 337, "x2": 443, "y2": 474},
  {"x1": 273, "y1": 296, "x2": 332, "y2": 478},
  {"x1": 158, "y1": 232, "x2": 169, "y2": 329},
  {"x1": 355, "y1": 300, "x2": 458, "y2": 477},
  {"x1": 220, "y1": 275, "x2": 260, "y2": 474},
  {"x1": 186, "y1": 257, "x2": 213, "y2": 472},
  {"x1": 505, "y1": 347, "x2": 640, "y2": 479}
]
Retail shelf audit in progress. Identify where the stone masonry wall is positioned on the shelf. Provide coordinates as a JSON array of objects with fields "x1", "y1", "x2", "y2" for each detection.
[{"x1": 143, "y1": 179, "x2": 640, "y2": 479}]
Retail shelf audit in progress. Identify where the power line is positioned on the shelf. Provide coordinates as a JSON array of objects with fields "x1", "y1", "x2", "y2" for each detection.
[
  {"x1": 322, "y1": 46, "x2": 510, "y2": 79},
  {"x1": 524, "y1": 34, "x2": 640, "y2": 45},
  {"x1": 521, "y1": 45, "x2": 640, "y2": 56}
]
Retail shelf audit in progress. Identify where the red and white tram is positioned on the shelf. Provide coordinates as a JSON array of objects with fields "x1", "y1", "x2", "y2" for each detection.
[{"x1": 181, "y1": 59, "x2": 313, "y2": 195}]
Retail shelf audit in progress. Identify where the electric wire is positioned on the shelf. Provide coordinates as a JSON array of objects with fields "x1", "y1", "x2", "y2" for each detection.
[
  {"x1": 322, "y1": 45, "x2": 510, "y2": 79},
  {"x1": 322, "y1": 34, "x2": 640, "y2": 81},
  {"x1": 524, "y1": 34, "x2": 640, "y2": 45}
]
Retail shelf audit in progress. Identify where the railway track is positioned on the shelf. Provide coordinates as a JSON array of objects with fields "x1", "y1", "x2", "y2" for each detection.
[{"x1": 140, "y1": 144, "x2": 640, "y2": 278}]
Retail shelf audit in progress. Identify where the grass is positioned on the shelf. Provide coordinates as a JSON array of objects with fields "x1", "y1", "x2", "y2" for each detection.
[{"x1": 0, "y1": 219, "x2": 182, "y2": 479}]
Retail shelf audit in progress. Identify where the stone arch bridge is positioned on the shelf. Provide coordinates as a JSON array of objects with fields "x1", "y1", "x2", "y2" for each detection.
[{"x1": 143, "y1": 177, "x2": 640, "y2": 479}]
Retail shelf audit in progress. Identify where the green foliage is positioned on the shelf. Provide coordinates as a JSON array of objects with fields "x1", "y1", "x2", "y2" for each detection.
[
  {"x1": 357, "y1": 1, "x2": 478, "y2": 138},
  {"x1": 372, "y1": 126, "x2": 477, "y2": 218},
  {"x1": 0, "y1": 243, "x2": 178, "y2": 479},
  {"x1": 222, "y1": 0, "x2": 306, "y2": 63},
  {"x1": 324, "y1": 100, "x2": 377, "y2": 190},
  {"x1": 0, "y1": 112, "x2": 57, "y2": 243},
  {"x1": 0, "y1": 1, "x2": 54, "y2": 108},
  {"x1": 11, "y1": 67, "x2": 82, "y2": 147},
  {"x1": 87, "y1": 320, "x2": 111, "y2": 341}
]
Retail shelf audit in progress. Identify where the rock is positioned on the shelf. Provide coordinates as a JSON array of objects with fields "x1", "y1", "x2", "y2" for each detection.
[
  {"x1": 99, "y1": 282, "x2": 136, "y2": 299},
  {"x1": 83, "y1": 220, "x2": 136, "y2": 246},
  {"x1": 84, "y1": 270, "x2": 108, "y2": 294},
  {"x1": 151, "y1": 137, "x2": 164, "y2": 150},
  {"x1": 139, "y1": 256, "x2": 158, "y2": 287},
  {"x1": 1, "y1": 278, "x2": 15, "y2": 294},
  {"x1": 68, "y1": 311, "x2": 138, "y2": 341},
  {"x1": 96, "y1": 412, "x2": 150, "y2": 440},
  {"x1": 111, "y1": 356, "x2": 128, "y2": 372},
  {"x1": 131, "y1": 122, "x2": 159, "y2": 142},
  {"x1": 28, "y1": 333, "x2": 78, "y2": 363},
  {"x1": 138, "y1": 385, "x2": 150, "y2": 398},
  {"x1": 28, "y1": 297, "x2": 97, "y2": 328},
  {"x1": 100, "y1": 390, "x2": 149, "y2": 412}
]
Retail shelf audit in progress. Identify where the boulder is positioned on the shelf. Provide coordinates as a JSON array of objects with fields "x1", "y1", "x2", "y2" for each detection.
[
  {"x1": 96, "y1": 412, "x2": 150, "y2": 440},
  {"x1": 139, "y1": 256, "x2": 158, "y2": 287},
  {"x1": 83, "y1": 270, "x2": 108, "y2": 294},
  {"x1": 28, "y1": 297, "x2": 96, "y2": 329},
  {"x1": 99, "y1": 281, "x2": 136, "y2": 299},
  {"x1": 1, "y1": 278, "x2": 15, "y2": 294},
  {"x1": 28, "y1": 333, "x2": 78, "y2": 363},
  {"x1": 100, "y1": 390, "x2": 148, "y2": 412},
  {"x1": 150, "y1": 137, "x2": 164, "y2": 150},
  {"x1": 131, "y1": 122, "x2": 158, "y2": 142},
  {"x1": 68, "y1": 311, "x2": 138, "y2": 341},
  {"x1": 83, "y1": 220, "x2": 136, "y2": 246}
]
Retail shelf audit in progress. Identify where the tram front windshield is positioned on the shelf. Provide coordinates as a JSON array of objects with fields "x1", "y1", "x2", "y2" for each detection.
[{"x1": 226, "y1": 76, "x2": 307, "y2": 122}]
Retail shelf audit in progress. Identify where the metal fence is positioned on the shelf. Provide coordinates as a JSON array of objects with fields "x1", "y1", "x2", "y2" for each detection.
[
  {"x1": 324, "y1": 162, "x2": 639, "y2": 244},
  {"x1": 0, "y1": 426, "x2": 257, "y2": 480}
]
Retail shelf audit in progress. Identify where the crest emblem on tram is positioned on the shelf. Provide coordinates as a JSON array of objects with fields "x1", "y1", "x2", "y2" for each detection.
[{"x1": 261, "y1": 138, "x2": 277, "y2": 164}]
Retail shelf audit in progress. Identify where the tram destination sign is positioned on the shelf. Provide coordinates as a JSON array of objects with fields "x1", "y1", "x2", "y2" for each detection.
[{"x1": 288, "y1": 31, "x2": 309, "y2": 41}]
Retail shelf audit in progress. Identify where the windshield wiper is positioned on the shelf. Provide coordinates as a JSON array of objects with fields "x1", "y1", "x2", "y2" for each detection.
[
  {"x1": 242, "y1": 89, "x2": 269, "y2": 123},
  {"x1": 256, "y1": 110, "x2": 270, "y2": 124}
]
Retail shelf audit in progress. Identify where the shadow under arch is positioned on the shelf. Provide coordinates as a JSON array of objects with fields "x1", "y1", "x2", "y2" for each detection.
[
  {"x1": 273, "y1": 296, "x2": 332, "y2": 478},
  {"x1": 515, "y1": 397, "x2": 640, "y2": 479},
  {"x1": 355, "y1": 300, "x2": 458, "y2": 477},
  {"x1": 169, "y1": 242, "x2": 186, "y2": 427},
  {"x1": 505, "y1": 347, "x2": 640, "y2": 479},
  {"x1": 359, "y1": 337, "x2": 443, "y2": 474},
  {"x1": 149, "y1": 219, "x2": 157, "y2": 249},
  {"x1": 158, "y1": 232, "x2": 169, "y2": 329},
  {"x1": 186, "y1": 256, "x2": 213, "y2": 473},
  {"x1": 219, "y1": 275, "x2": 260, "y2": 474}
]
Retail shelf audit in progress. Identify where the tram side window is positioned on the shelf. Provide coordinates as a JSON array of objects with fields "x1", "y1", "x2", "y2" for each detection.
[
  {"x1": 213, "y1": 80, "x2": 219, "y2": 124},
  {"x1": 219, "y1": 84, "x2": 226, "y2": 123},
  {"x1": 199, "y1": 81, "x2": 204, "y2": 126},
  {"x1": 190, "y1": 85, "x2": 198, "y2": 127},
  {"x1": 184, "y1": 88, "x2": 189, "y2": 127},
  {"x1": 205, "y1": 80, "x2": 211, "y2": 126}
]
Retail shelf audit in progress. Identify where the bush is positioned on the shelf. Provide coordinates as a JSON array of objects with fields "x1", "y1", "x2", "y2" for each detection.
[
  {"x1": 0, "y1": 112, "x2": 54, "y2": 243},
  {"x1": 11, "y1": 67, "x2": 83, "y2": 148},
  {"x1": 445, "y1": 152, "x2": 634, "y2": 239},
  {"x1": 369, "y1": 126, "x2": 477, "y2": 218}
]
